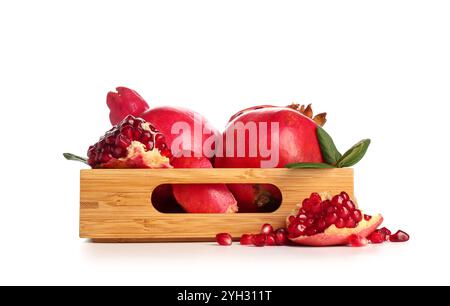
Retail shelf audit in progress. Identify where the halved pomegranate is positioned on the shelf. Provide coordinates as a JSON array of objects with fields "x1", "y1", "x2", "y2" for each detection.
[
  {"x1": 87, "y1": 115, "x2": 172, "y2": 169},
  {"x1": 287, "y1": 192, "x2": 383, "y2": 246}
]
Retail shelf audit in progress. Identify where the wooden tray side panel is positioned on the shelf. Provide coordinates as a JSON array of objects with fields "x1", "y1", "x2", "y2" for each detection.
[{"x1": 80, "y1": 168, "x2": 354, "y2": 241}]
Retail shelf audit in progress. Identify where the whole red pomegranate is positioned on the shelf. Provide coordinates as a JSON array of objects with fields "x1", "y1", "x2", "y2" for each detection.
[
  {"x1": 214, "y1": 104, "x2": 326, "y2": 212},
  {"x1": 107, "y1": 87, "x2": 220, "y2": 158},
  {"x1": 106, "y1": 87, "x2": 227, "y2": 214}
]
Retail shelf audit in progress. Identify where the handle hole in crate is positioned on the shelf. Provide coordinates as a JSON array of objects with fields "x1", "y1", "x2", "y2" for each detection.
[{"x1": 151, "y1": 183, "x2": 282, "y2": 213}]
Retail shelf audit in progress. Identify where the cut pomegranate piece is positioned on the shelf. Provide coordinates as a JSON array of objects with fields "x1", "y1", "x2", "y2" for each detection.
[
  {"x1": 287, "y1": 192, "x2": 383, "y2": 246},
  {"x1": 348, "y1": 235, "x2": 368, "y2": 247},
  {"x1": 389, "y1": 230, "x2": 410, "y2": 242},
  {"x1": 240, "y1": 234, "x2": 253, "y2": 245},
  {"x1": 216, "y1": 233, "x2": 233, "y2": 246},
  {"x1": 86, "y1": 115, "x2": 171, "y2": 169}
]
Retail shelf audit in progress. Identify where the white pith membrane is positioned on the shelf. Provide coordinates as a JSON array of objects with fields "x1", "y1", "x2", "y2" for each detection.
[{"x1": 119, "y1": 141, "x2": 172, "y2": 168}]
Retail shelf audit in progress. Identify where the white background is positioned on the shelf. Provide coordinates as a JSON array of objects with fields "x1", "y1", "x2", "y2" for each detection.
[{"x1": 0, "y1": 0, "x2": 449, "y2": 285}]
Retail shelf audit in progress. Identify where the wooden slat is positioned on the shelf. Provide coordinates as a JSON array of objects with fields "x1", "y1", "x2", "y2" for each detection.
[{"x1": 80, "y1": 168, "x2": 354, "y2": 241}]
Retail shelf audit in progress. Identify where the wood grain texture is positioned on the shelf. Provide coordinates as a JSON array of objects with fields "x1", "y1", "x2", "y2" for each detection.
[{"x1": 80, "y1": 168, "x2": 354, "y2": 242}]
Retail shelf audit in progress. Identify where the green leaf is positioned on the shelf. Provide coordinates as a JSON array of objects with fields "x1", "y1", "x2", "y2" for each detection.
[
  {"x1": 335, "y1": 139, "x2": 371, "y2": 168},
  {"x1": 63, "y1": 153, "x2": 89, "y2": 165},
  {"x1": 285, "y1": 162, "x2": 336, "y2": 169},
  {"x1": 316, "y1": 126, "x2": 342, "y2": 165}
]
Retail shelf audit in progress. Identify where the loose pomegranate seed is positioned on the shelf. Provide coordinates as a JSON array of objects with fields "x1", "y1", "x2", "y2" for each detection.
[
  {"x1": 266, "y1": 234, "x2": 277, "y2": 246},
  {"x1": 274, "y1": 228, "x2": 287, "y2": 245},
  {"x1": 368, "y1": 230, "x2": 385, "y2": 244},
  {"x1": 261, "y1": 223, "x2": 274, "y2": 235},
  {"x1": 240, "y1": 234, "x2": 253, "y2": 245},
  {"x1": 348, "y1": 234, "x2": 368, "y2": 247},
  {"x1": 364, "y1": 214, "x2": 372, "y2": 221},
  {"x1": 379, "y1": 227, "x2": 391, "y2": 236},
  {"x1": 252, "y1": 234, "x2": 267, "y2": 247},
  {"x1": 389, "y1": 230, "x2": 409, "y2": 242},
  {"x1": 216, "y1": 233, "x2": 232, "y2": 246}
]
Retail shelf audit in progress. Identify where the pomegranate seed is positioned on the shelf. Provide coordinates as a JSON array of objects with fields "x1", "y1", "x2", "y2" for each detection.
[
  {"x1": 261, "y1": 223, "x2": 274, "y2": 235},
  {"x1": 389, "y1": 230, "x2": 409, "y2": 242},
  {"x1": 297, "y1": 214, "x2": 307, "y2": 222},
  {"x1": 115, "y1": 134, "x2": 131, "y2": 149},
  {"x1": 340, "y1": 191, "x2": 350, "y2": 201},
  {"x1": 348, "y1": 235, "x2": 368, "y2": 247},
  {"x1": 216, "y1": 233, "x2": 232, "y2": 246},
  {"x1": 368, "y1": 230, "x2": 385, "y2": 244},
  {"x1": 335, "y1": 218, "x2": 346, "y2": 228},
  {"x1": 309, "y1": 192, "x2": 322, "y2": 204},
  {"x1": 240, "y1": 234, "x2": 253, "y2": 245},
  {"x1": 337, "y1": 206, "x2": 349, "y2": 219},
  {"x1": 120, "y1": 125, "x2": 133, "y2": 140},
  {"x1": 351, "y1": 210, "x2": 363, "y2": 222},
  {"x1": 345, "y1": 218, "x2": 356, "y2": 228},
  {"x1": 266, "y1": 234, "x2": 277, "y2": 246},
  {"x1": 364, "y1": 214, "x2": 372, "y2": 221},
  {"x1": 326, "y1": 206, "x2": 336, "y2": 214},
  {"x1": 310, "y1": 203, "x2": 322, "y2": 215},
  {"x1": 379, "y1": 227, "x2": 391, "y2": 236},
  {"x1": 252, "y1": 234, "x2": 266, "y2": 247},
  {"x1": 294, "y1": 224, "x2": 306, "y2": 236},
  {"x1": 305, "y1": 227, "x2": 317, "y2": 236},
  {"x1": 331, "y1": 195, "x2": 344, "y2": 206},
  {"x1": 344, "y1": 200, "x2": 356, "y2": 211},
  {"x1": 274, "y1": 228, "x2": 287, "y2": 245},
  {"x1": 325, "y1": 213, "x2": 338, "y2": 226},
  {"x1": 302, "y1": 199, "x2": 312, "y2": 211},
  {"x1": 288, "y1": 215, "x2": 296, "y2": 224},
  {"x1": 315, "y1": 218, "x2": 327, "y2": 231},
  {"x1": 305, "y1": 218, "x2": 315, "y2": 227}
]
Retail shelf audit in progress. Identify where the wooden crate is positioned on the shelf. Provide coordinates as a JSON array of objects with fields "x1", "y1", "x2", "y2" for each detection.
[{"x1": 80, "y1": 168, "x2": 354, "y2": 242}]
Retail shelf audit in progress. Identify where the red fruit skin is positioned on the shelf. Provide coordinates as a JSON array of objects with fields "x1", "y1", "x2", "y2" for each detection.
[
  {"x1": 215, "y1": 106, "x2": 323, "y2": 211},
  {"x1": 227, "y1": 184, "x2": 282, "y2": 213},
  {"x1": 107, "y1": 87, "x2": 220, "y2": 158},
  {"x1": 107, "y1": 87, "x2": 149, "y2": 125},
  {"x1": 215, "y1": 107, "x2": 323, "y2": 168},
  {"x1": 171, "y1": 155, "x2": 238, "y2": 213}
]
